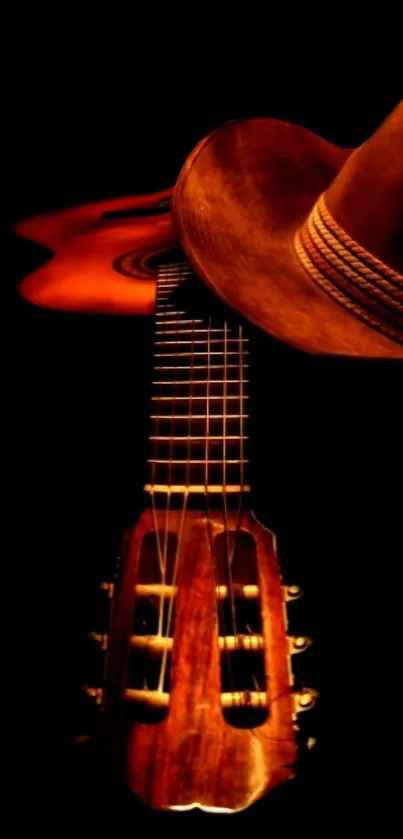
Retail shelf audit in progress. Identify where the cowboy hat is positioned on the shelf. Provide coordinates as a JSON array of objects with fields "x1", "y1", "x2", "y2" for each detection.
[{"x1": 173, "y1": 101, "x2": 403, "y2": 358}]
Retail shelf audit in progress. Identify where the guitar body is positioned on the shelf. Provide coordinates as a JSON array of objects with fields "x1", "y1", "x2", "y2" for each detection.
[
  {"x1": 14, "y1": 192, "x2": 314, "y2": 814},
  {"x1": 14, "y1": 188, "x2": 173, "y2": 315}
]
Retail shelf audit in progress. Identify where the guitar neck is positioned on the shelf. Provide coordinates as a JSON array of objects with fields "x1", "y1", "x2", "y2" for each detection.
[{"x1": 145, "y1": 260, "x2": 251, "y2": 510}]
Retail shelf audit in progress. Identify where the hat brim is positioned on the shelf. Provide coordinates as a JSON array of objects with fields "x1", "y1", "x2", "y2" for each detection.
[{"x1": 173, "y1": 118, "x2": 403, "y2": 358}]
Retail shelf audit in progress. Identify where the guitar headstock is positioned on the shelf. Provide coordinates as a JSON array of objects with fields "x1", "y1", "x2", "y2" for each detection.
[{"x1": 85, "y1": 507, "x2": 317, "y2": 813}]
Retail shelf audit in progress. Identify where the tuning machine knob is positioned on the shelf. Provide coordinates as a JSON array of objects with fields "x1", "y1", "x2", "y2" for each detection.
[
  {"x1": 88, "y1": 631, "x2": 109, "y2": 651},
  {"x1": 82, "y1": 685, "x2": 103, "y2": 705},
  {"x1": 284, "y1": 584, "x2": 303, "y2": 601},
  {"x1": 100, "y1": 581, "x2": 114, "y2": 599},
  {"x1": 292, "y1": 687, "x2": 318, "y2": 714},
  {"x1": 288, "y1": 635, "x2": 312, "y2": 654}
]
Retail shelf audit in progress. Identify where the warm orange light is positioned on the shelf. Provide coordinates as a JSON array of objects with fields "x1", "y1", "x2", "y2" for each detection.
[{"x1": 14, "y1": 190, "x2": 174, "y2": 315}]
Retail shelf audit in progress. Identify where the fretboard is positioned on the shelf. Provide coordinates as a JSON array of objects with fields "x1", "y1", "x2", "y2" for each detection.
[{"x1": 145, "y1": 261, "x2": 251, "y2": 509}]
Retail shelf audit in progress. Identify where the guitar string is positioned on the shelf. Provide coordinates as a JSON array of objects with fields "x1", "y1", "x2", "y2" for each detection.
[
  {"x1": 155, "y1": 262, "x2": 179, "y2": 681},
  {"x1": 156, "y1": 268, "x2": 179, "y2": 637},
  {"x1": 150, "y1": 276, "x2": 164, "y2": 582},
  {"x1": 155, "y1": 272, "x2": 236, "y2": 694},
  {"x1": 157, "y1": 487, "x2": 188, "y2": 692},
  {"x1": 153, "y1": 265, "x2": 257, "y2": 708},
  {"x1": 221, "y1": 324, "x2": 251, "y2": 701},
  {"x1": 157, "y1": 275, "x2": 192, "y2": 692},
  {"x1": 228, "y1": 324, "x2": 246, "y2": 573},
  {"x1": 221, "y1": 320, "x2": 260, "y2": 705},
  {"x1": 211, "y1": 317, "x2": 261, "y2": 706},
  {"x1": 204, "y1": 315, "x2": 235, "y2": 698},
  {"x1": 222, "y1": 319, "x2": 238, "y2": 644},
  {"x1": 226, "y1": 324, "x2": 264, "y2": 701}
]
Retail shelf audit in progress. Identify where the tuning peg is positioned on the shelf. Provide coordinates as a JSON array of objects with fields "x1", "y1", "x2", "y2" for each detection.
[
  {"x1": 292, "y1": 688, "x2": 318, "y2": 714},
  {"x1": 288, "y1": 635, "x2": 312, "y2": 654},
  {"x1": 82, "y1": 685, "x2": 103, "y2": 705},
  {"x1": 88, "y1": 631, "x2": 109, "y2": 651},
  {"x1": 100, "y1": 581, "x2": 114, "y2": 599},
  {"x1": 284, "y1": 584, "x2": 303, "y2": 601}
]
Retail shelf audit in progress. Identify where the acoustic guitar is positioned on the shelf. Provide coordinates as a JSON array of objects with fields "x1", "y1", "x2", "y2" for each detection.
[{"x1": 14, "y1": 190, "x2": 317, "y2": 814}]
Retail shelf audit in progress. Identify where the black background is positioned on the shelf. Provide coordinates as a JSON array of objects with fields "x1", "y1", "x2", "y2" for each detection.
[{"x1": 9, "y1": 40, "x2": 403, "y2": 833}]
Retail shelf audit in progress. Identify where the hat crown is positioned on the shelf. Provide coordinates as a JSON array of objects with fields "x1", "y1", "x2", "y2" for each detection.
[{"x1": 324, "y1": 101, "x2": 403, "y2": 273}]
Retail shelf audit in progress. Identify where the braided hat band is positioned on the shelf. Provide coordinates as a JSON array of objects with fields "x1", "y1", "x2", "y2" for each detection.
[{"x1": 294, "y1": 194, "x2": 403, "y2": 345}]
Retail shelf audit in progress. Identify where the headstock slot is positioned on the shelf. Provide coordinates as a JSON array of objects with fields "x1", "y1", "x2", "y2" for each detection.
[
  {"x1": 125, "y1": 528, "x2": 179, "y2": 724},
  {"x1": 128, "y1": 648, "x2": 172, "y2": 694},
  {"x1": 136, "y1": 529, "x2": 177, "y2": 585}
]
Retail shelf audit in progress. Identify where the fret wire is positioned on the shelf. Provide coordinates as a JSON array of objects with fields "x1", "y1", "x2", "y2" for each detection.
[
  {"x1": 157, "y1": 270, "x2": 189, "y2": 275},
  {"x1": 154, "y1": 339, "x2": 248, "y2": 346},
  {"x1": 155, "y1": 318, "x2": 203, "y2": 324},
  {"x1": 155, "y1": 351, "x2": 247, "y2": 357},
  {"x1": 145, "y1": 484, "x2": 251, "y2": 494},
  {"x1": 153, "y1": 381, "x2": 248, "y2": 386},
  {"x1": 150, "y1": 435, "x2": 247, "y2": 441},
  {"x1": 149, "y1": 459, "x2": 248, "y2": 464},
  {"x1": 158, "y1": 270, "x2": 190, "y2": 276},
  {"x1": 152, "y1": 395, "x2": 249, "y2": 401},
  {"x1": 151, "y1": 414, "x2": 248, "y2": 419},
  {"x1": 154, "y1": 365, "x2": 248, "y2": 370},
  {"x1": 156, "y1": 311, "x2": 187, "y2": 316},
  {"x1": 155, "y1": 328, "x2": 226, "y2": 335}
]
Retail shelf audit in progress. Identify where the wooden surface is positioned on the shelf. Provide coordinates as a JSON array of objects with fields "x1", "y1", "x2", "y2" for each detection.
[{"x1": 104, "y1": 508, "x2": 296, "y2": 813}]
